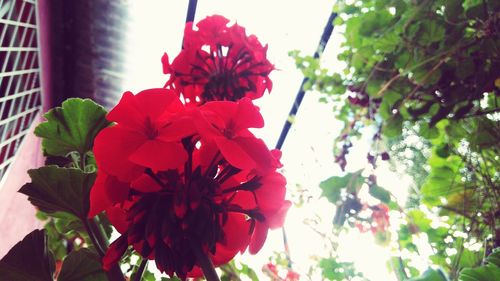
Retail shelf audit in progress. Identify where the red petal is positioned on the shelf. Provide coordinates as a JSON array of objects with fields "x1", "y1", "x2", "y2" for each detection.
[
  {"x1": 232, "y1": 137, "x2": 274, "y2": 172},
  {"x1": 88, "y1": 172, "x2": 113, "y2": 218},
  {"x1": 106, "y1": 92, "x2": 145, "y2": 129},
  {"x1": 265, "y1": 76, "x2": 273, "y2": 93},
  {"x1": 233, "y1": 98, "x2": 264, "y2": 131},
  {"x1": 193, "y1": 140, "x2": 219, "y2": 170},
  {"x1": 255, "y1": 172, "x2": 286, "y2": 210},
  {"x1": 107, "y1": 89, "x2": 183, "y2": 130},
  {"x1": 196, "y1": 15, "x2": 230, "y2": 33},
  {"x1": 94, "y1": 126, "x2": 145, "y2": 181},
  {"x1": 161, "y1": 52, "x2": 171, "y2": 74},
  {"x1": 215, "y1": 137, "x2": 256, "y2": 170},
  {"x1": 249, "y1": 222, "x2": 268, "y2": 254},
  {"x1": 230, "y1": 190, "x2": 257, "y2": 210},
  {"x1": 105, "y1": 206, "x2": 129, "y2": 234},
  {"x1": 187, "y1": 266, "x2": 203, "y2": 278},
  {"x1": 222, "y1": 213, "x2": 251, "y2": 251},
  {"x1": 270, "y1": 149, "x2": 283, "y2": 168},
  {"x1": 130, "y1": 174, "x2": 162, "y2": 193},
  {"x1": 104, "y1": 174, "x2": 130, "y2": 204},
  {"x1": 134, "y1": 88, "x2": 184, "y2": 120},
  {"x1": 156, "y1": 115, "x2": 196, "y2": 142},
  {"x1": 102, "y1": 235, "x2": 128, "y2": 271},
  {"x1": 266, "y1": 200, "x2": 291, "y2": 229},
  {"x1": 211, "y1": 243, "x2": 239, "y2": 266},
  {"x1": 129, "y1": 140, "x2": 187, "y2": 171},
  {"x1": 88, "y1": 172, "x2": 130, "y2": 218},
  {"x1": 200, "y1": 100, "x2": 236, "y2": 119}
]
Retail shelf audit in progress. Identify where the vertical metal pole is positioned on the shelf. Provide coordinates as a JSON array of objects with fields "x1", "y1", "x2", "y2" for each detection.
[
  {"x1": 182, "y1": 0, "x2": 198, "y2": 48},
  {"x1": 275, "y1": 12, "x2": 337, "y2": 270}
]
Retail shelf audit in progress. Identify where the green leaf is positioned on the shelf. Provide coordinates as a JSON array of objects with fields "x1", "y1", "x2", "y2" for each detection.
[
  {"x1": 408, "y1": 209, "x2": 432, "y2": 232},
  {"x1": 444, "y1": 0, "x2": 464, "y2": 22},
  {"x1": 456, "y1": 248, "x2": 483, "y2": 269},
  {"x1": 369, "y1": 185, "x2": 391, "y2": 203},
  {"x1": 238, "y1": 263, "x2": 259, "y2": 281},
  {"x1": 486, "y1": 248, "x2": 500, "y2": 267},
  {"x1": 395, "y1": 52, "x2": 410, "y2": 69},
  {"x1": 459, "y1": 266, "x2": 500, "y2": 281},
  {"x1": 373, "y1": 32, "x2": 399, "y2": 53},
  {"x1": 459, "y1": 250, "x2": 500, "y2": 281},
  {"x1": 382, "y1": 114, "x2": 403, "y2": 138},
  {"x1": 417, "y1": 20, "x2": 445, "y2": 46},
  {"x1": 58, "y1": 249, "x2": 107, "y2": 281},
  {"x1": 413, "y1": 66, "x2": 442, "y2": 86},
  {"x1": 359, "y1": 10, "x2": 392, "y2": 37},
  {"x1": 160, "y1": 277, "x2": 182, "y2": 281},
  {"x1": 408, "y1": 268, "x2": 448, "y2": 281},
  {"x1": 421, "y1": 165, "x2": 463, "y2": 203},
  {"x1": 366, "y1": 80, "x2": 382, "y2": 97},
  {"x1": 379, "y1": 91, "x2": 402, "y2": 120},
  {"x1": 139, "y1": 271, "x2": 156, "y2": 281},
  {"x1": 419, "y1": 122, "x2": 440, "y2": 139},
  {"x1": 53, "y1": 212, "x2": 85, "y2": 235},
  {"x1": 35, "y1": 98, "x2": 110, "y2": 157},
  {"x1": 320, "y1": 177, "x2": 346, "y2": 204},
  {"x1": 320, "y1": 171, "x2": 364, "y2": 203},
  {"x1": 0, "y1": 229, "x2": 54, "y2": 281},
  {"x1": 19, "y1": 166, "x2": 97, "y2": 219}
]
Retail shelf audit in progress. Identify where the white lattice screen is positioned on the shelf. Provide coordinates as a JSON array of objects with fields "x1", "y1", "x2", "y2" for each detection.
[{"x1": 0, "y1": 0, "x2": 42, "y2": 181}]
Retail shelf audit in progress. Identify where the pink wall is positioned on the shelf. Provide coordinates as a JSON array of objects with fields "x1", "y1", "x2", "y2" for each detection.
[{"x1": 0, "y1": 116, "x2": 44, "y2": 257}]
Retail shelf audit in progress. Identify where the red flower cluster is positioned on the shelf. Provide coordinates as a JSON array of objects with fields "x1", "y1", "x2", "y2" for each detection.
[
  {"x1": 89, "y1": 88, "x2": 289, "y2": 279},
  {"x1": 88, "y1": 15, "x2": 286, "y2": 280},
  {"x1": 163, "y1": 15, "x2": 274, "y2": 105},
  {"x1": 355, "y1": 203, "x2": 390, "y2": 235}
]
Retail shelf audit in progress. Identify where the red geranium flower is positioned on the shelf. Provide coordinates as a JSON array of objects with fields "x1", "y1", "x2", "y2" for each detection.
[
  {"x1": 89, "y1": 90, "x2": 289, "y2": 280},
  {"x1": 163, "y1": 15, "x2": 274, "y2": 105},
  {"x1": 92, "y1": 88, "x2": 193, "y2": 182}
]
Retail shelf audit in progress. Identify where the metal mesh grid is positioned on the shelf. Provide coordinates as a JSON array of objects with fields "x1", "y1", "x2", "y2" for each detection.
[{"x1": 0, "y1": 0, "x2": 42, "y2": 180}]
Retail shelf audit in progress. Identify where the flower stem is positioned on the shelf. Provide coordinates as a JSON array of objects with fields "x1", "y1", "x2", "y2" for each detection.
[
  {"x1": 82, "y1": 217, "x2": 126, "y2": 281},
  {"x1": 190, "y1": 240, "x2": 220, "y2": 281},
  {"x1": 133, "y1": 258, "x2": 148, "y2": 281},
  {"x1": 89, "y1": 217, "x2": 109, "y2": 247},
  {"x1": 82, "y1": 218, "x2": 105, "y2": 257}
]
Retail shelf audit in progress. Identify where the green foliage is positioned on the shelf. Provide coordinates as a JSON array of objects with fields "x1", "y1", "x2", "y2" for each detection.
[
  {"x1": 0, "y1": 230, "x2": 55, "y2": 281},
  {"x1": 220, "y1": 260, "x2": 259, "y2": 281},
  {"x1": 294, "y1": 0, "x2": 499, "y2": 280},
  {"x1": 459, "y1": 248, "x2": 500, "y2": 281},
  {"x1": 10, "y1": 98, "x2": 118, "y2": 280},
  {"x1": 19, "y1": 166, "x2": 97, "y2": 219},
  {"x1": 369, "y1": 184, "x2": 391, "y2": 203},
  {"x1": 320, "y1": 171, "x2": 364, "y2": 204},
  {"x1": 319, "y1": 257, "x2": 366, "y2": 280},
  {"x1": 58, "y1": 249, "x2": 107, "y2": 281},
  {"x1": 35, "y1": 98, "x2": 110, "y2": 159},
  {"x1": 408, "y1": 268, "x2": 449, "y2": 281},
  {"x1": 0, "y1": 231, "x2": 109, "y2": 281}
]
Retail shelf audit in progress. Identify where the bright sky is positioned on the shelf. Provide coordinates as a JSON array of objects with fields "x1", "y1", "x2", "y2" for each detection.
[{"x1": 123, "y1": 1, "x2": 412, "y2": 280}]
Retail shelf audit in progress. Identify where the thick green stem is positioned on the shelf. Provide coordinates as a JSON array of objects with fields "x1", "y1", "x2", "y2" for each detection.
[{"x1": 190, "y1": 240, "x2": 220, "y2": 281}]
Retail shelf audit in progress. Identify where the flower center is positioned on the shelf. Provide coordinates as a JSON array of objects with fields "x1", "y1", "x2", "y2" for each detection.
[{"x1": 144, "y1": 117, "x2": 159, "y2": 139}]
